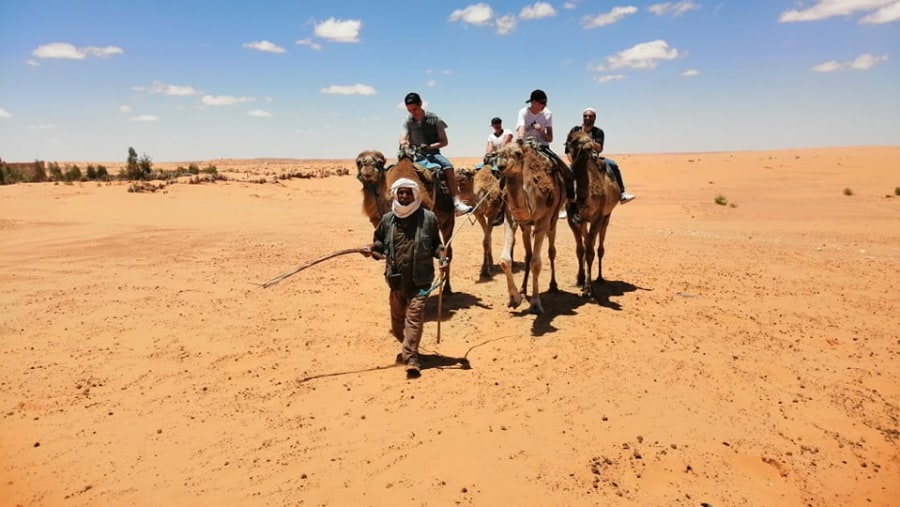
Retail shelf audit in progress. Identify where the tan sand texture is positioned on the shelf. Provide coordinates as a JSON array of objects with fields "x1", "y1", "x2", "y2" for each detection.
[{"x1": 1, "y1": 146, "x2": 898, "y2": 506}]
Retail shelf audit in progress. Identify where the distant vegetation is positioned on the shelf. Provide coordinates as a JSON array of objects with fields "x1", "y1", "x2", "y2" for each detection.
[
  {"x1": 2, "y1": 147, "x2": 350, "y2": 188},
  {"x1": 0, "y1": 159, "x2": 111, "y2": 185},
  {"x1": 0, "y1": 147, "x2": 219, "y2": 186},
  {"x1": 714, "y1": 194, "x2": 728, "y2": 206},
  {"x1": 843, "y1": 188, "x2": 854, "y2": 196}
]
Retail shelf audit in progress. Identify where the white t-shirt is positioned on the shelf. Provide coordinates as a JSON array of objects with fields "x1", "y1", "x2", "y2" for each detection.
[
  {"x1": 516, "y1": 106, "x2": 552, "y2": 145},
  {"x1": 487, "y1": 129, "x2": 513, "y2": 152}
]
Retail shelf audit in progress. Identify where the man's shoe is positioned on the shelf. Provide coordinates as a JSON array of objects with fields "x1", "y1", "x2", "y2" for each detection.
[
  {"x1": 406, "y1": 357, "x2": 421, "y2": 378},
  {"x1": 454, "y1": 201, "x2": 474, "y2": 216},
  {"x1": 620, "y1": 192, "x2": 636, "y2": 203},
  {"x1": 395, "y1": 353, "x2": 405, "y2": 365},
  {"x1": 567, "y1": 202, "x2": 583, "y2": 225}
]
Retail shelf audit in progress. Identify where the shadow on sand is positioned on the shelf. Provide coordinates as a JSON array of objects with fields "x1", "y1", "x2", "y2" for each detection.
[{"x1": 503, "y1": 278, "x2": 647, "y2": 338}]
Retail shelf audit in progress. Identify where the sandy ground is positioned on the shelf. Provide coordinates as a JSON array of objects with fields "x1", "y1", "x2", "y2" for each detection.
[{"x1": 1, "y1": 146, "x2": 898, "y2": 507}]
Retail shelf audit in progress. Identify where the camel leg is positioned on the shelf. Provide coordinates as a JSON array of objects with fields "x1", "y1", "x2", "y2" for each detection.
[
  {"x1": 477, "y1": 215, "x2": 493, "y2": 279},
  {"x1": 584, "y1": 221, "x2": 599, "y2": 298},
  {"x1": 547, "y1": 211, "x2": 559, "y2": 293},
  {"x1": 519, "y1": 224, "x2": 533, "y2": 296},
  {"x1": 528, "y1": 229, "x2": 546, "y2": 314},
  {"x1": 499, "y1": 220, "x2": 523, "y2": 308},
  {"x1": 440, "y1": 220, "x2": 454, "y2": 294},
  {"x1": 569, "y1": 221, "x2": 586, "y2": 289},
  {"x1": 594, "y1": 214, "x2": 612, "y2": 284}
]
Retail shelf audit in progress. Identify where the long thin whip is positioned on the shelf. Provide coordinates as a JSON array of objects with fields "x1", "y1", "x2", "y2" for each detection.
[{"x1": 256, "y1": 248, "x2": 371, "y2": 288}]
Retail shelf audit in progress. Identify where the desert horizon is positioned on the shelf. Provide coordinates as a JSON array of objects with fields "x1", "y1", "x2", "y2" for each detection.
[
  {"x1": 8, "y1": 143, "x2": 896, "y2": 170},
  {"x1": 1, "y1": 145, "x2": 898, "y2": 506}
]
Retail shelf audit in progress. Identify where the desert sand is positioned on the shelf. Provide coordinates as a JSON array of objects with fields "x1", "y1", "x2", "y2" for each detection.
[{"x1": 1, "y1": 146, "x2": 898, "y2": 507}]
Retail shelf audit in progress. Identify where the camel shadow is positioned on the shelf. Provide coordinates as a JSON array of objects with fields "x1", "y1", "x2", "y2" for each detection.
[
  {"x1": 588, "y1": 279, "x2": 644, "y2": 310},
  {"x1": 524, "y1": 289, "x2": 590, "y2": 337},
  {"x1": 424, "y1": 291, "x2": 489, "y2": 322},
  {"x1": 505, "y1": 279, "x2": 647, "y2": 337},
  {"x1": 475, "y1": 261, "x2": 527, "y2": 283}
]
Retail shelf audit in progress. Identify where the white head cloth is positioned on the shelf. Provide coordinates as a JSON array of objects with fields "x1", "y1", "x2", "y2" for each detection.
[
  {"x1": 583, "y1": 107, "x2": 596, "y2": 115},
  {"x1": 390, "y1": 178, "x2": 422, "y2": 218}
]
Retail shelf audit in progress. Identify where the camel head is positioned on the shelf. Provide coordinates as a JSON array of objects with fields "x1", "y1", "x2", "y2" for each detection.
[
  {"x1": 495, "y1": 142, "x2": 524, "y2": 177},
  {"x1": 355, "y1": 150, "x2": 386, "y2": 186},
  {"x1": 397, "y1": 144, "x2": 426, "y2": 162},
  {"x1": 566, "y1": 130, "x2": 594, "y2": 162},
  {"x1": 454, "y1": 166, "x2": 475, "y2": 187}
]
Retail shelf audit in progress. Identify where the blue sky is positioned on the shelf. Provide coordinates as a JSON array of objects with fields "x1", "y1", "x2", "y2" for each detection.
[{"x1": 1, "y1": 1, "x2": 898, "y2": 162}]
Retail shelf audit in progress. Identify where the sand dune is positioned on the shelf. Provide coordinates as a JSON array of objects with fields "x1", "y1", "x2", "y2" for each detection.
[{"x1": 1, "y1": 146, "x2": 898, "y2": 506}]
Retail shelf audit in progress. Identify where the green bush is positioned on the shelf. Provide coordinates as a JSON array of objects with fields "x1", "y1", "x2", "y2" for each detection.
[{"x1": 714, "y1": 194, "x2": 728, "y2": 206}]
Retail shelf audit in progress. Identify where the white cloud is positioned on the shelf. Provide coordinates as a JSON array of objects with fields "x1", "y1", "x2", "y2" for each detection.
[
  {"x1": 595, "y1": 75, "x2": 626, "y2": 83},
  {"x1": 426, "y1": 80, "x2": 437, "y2": 87},
  {"x1": 606, "y1": 40, "x2": 679, "y2": 69},
  {"x1": 320, "y1": 84, "x2": 377, "y2": 95},
  {"x1": 28, "y1": 124, "x2": 55, "y2": 129},
  {"x1": 82, "y1": 46, "x2": 124, "y2": 58},
  {"x1": 849, "y1": 52, "x2": 889, "y2": 68},
  {"x1": 496, "y1": 15, "x2": 518, "y2": 34},
  {"x1": 31, "y1": 42, "x2": 124, "y2": 60},
  {"x1": 296, "y1": 38, "x2": 323, "y2": 50},
  {"x1": 861, "y1": 0, "x2": 900, "y2": 23},
  {"x1": 133, "y1": 80, "x2": 199, "y2": 96},
  {"x1": 648, "y1": 1, "x2": 700, "y2": 17},
  {"x1": 0, "y1": 108, "x2": 13, "y2": 118},
  {"x1": 314, "y1": 18, "x2": 362, "y2": 42},
  {"x1": 810, "y1": 52, "x2": 889, "y2": 71},
  {"x1": 32, "y1": 42, "x2": 84, "y2": 59},
  {"x1": 26, "y1": 59, "x2": 39, "y2": 66},
  {"x1": 449, "y1": 3, "x2": 494, "y2": 25},
  {"x1": 779, "y1": 0, "x2": 896, "y2": 22},
  {"x1": 242, "y1": 40, "x2": 286, "y2": 53},
  {"x1": 201, "y1": 95, "x2": 256, "y2": 106},
  {"x1": 130, "y1": 115, "x2": 159, "y2": 122},
  {"x1": 247, "y1": 110, "x2": 272, "y2": 117},
  {"x1": 583, "y1": 6, "x2": 638, "y2": 28},
  {"x1": 681, "y1": 68, "x2": 700, "y2": 76},
  {"x1": 520, "y1": 2, "x2": 557, "y2": 19},
  {"x1": 119, "y1": 105, "x2": 132, "y2": 113}
]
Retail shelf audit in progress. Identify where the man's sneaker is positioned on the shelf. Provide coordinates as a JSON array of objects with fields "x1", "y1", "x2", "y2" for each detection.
[
  {"x1": 567, "y1": 202, "x2": 583, "y2": 225},
  {"x1": 406, "y1": 357, "x2": 421, "y2": 378},
  {"x1": 620, "y1": 192, "x2": 636, "y2": 203},
  {"x1": 454, "y1": 201, "x2": 474, "y2": 216}
]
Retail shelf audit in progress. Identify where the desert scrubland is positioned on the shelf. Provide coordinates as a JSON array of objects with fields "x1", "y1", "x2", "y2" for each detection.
[{"x1": 1, "y1": 146, "x2": 898, "y2": 506}]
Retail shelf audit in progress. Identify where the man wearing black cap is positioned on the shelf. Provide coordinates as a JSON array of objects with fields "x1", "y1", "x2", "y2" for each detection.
[
  {"x1": 515, "y1": 89, "x2": 579, "y2": 220},
  {"x1": 399, "y1": 92, "x2": 473, "y2": 216}
]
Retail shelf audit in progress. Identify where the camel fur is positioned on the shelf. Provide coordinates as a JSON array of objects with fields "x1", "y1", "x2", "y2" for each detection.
[
  {"x1": 355, "y1": 146, "x2": 455, "y2": 293},
  {"x1": 565, "y1": 131, "x2": 620, "y2": 297},
  {"x1": 494, "y1": 140, "x2": 565, "y2": 314}
]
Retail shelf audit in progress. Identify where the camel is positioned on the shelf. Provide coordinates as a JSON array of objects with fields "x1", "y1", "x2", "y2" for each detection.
[
  {"x1": 455, "y1": 163, "x2": 505, "y2": 278},
  {"x1": 355, "y1": 146, "x2": 455, "y2": 293},
  {"x1": 565, "y1": 130, "x2": 620, "y2": 297},
  {"x1": 493, "y1": 140, "x2": 565, "y2": 314}
]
